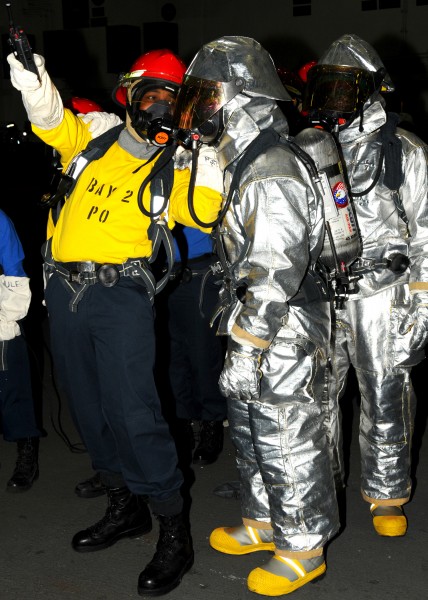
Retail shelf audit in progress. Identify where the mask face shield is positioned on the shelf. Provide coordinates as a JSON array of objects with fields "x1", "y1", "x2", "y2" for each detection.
[
  {"x1": 173, "y1": 75, "x2": 245, "y2": 133},
  {"x1": 303, "y1": 64, "x2": 379, "y2": 120}
]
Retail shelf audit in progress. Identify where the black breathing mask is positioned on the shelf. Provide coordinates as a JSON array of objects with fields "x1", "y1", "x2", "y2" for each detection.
[
  {"x1": 127, "y1": 80, "x2": 178, "y2": 147},
  {"x1": 131, "y1": 100, "x2": 175, "y2": 147}
]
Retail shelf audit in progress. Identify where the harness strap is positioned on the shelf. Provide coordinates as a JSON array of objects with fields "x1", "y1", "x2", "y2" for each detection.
[
  {"x1": 211, "y1": 130, "x2": 291, "y2": 325},
  {"x1": 350, "y1": 112, "x2": 406, "y2": 222},
  {"x1": 199, "y1": 259, "x2": 223, "y2": 318},
  {"x1": 41, "y1": 238, "x2": 157, "y2": 312},
  {"x1": 51, "y1": 124, "x2": 126, "y2": 226},
  {"x1": 147, "y1": 219, "x2": 175, "y2": 295},
  {"x1": 382, "y1": 111, "x2": 403, "y2": 191},
  {"x1": 124, "y1": 259, "x2": 157, "y2": 303}
]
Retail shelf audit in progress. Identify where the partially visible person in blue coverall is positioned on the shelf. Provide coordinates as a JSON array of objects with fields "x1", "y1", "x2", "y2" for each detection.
[
  {"x1": 155, "y1": 222, "x2": 226, "y2": 467},
  {"x1": 0, "y1": 208, "x2": 41, "y2": 492}
]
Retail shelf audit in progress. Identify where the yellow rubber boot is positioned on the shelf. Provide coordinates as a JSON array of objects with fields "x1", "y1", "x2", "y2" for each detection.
[
  {"x1": 370, "y1": 504, "x2": 407, "y2": 537},
  {"x1": 247, "y1": 554, "x2": 326, "y2": 596},
  {"x1": 209, "y1": 524, "x2": 275, "y2": 555}
]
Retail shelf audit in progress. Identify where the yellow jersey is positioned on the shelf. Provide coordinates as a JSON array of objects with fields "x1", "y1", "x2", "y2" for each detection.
[{"x1": 34, "y1": 111, "x2": 221, "y2": 263}]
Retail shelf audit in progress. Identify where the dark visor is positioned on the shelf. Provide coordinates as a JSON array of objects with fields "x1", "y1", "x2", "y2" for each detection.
[
  {"x1": 303, "y1": 65, "x2": 377, "y2": 115},
  {"x1": 173, "y1": 75, "x2": 244, "y2": 130}
]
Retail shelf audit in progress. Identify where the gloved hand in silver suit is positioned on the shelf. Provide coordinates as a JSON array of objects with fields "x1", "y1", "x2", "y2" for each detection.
[
  {"x1": 399, "y1": 292, "x2": 428, "y2": 351},
  {"x1": 219, "y1": 338, "x2": 263, "y2": 400}
]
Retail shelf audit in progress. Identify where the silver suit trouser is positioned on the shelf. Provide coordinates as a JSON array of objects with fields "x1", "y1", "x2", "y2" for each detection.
[
  {"x1": 227, "y1": 307, "x2": 339, "y2": 553},
  {"x1": 329, "y1": 284, "x2": 421, "y2": 503}
]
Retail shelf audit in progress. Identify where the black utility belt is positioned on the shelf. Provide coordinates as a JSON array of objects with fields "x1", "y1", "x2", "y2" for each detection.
[
  {"x1": 169, "y1": 254, "x2": 217, "y2": 283},
  {"x1": 53, "y1": 259, "x2": 150, "y2": 288},
  {"x1": 169, "y1": 266, "x2": 210, "y2": 283}
]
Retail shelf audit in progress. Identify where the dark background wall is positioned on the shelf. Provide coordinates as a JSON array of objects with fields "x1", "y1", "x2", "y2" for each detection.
[{"x1": 1, "y1": 0, "x2": 428, "y2": 138}]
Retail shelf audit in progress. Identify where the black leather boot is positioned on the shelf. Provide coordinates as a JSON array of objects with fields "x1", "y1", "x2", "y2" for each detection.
[
  {"x1": 6, "y1": 437, "x2": 39, "y2": 493},
  {"x1": 74, "y1": 472, "x2": 106, "y2": 498},
  {"x1": 193, "y1": 420, "x2": 224, "y2": 465},
  {"x1": 72, "y1": 486, "x2": 152, "y2": 552},
  {"x1": 137, "y1": 512, "x2": 194, "y2": 596}
]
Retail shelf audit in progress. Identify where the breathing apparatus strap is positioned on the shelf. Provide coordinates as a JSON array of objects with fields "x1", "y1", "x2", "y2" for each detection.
[
  {"x1": 147, "y1": 218, "x2": 175, "y2": 295},
  {"x1": 350, "y1": 112, "x2": 406, "y2": 221},
  {"x1": 50, "y1": 124, "x2": 126, "y2": 226},
  {"x1": 211, "y1": 130, "x2": 288, "y2": 326},
  {"x1": 381, "y1": 112, "x2": 403, "y2": 191},
  {"x1": 139, "y1": 144, "x2": 176, "y2": 295},
  {"x1": 214, "y1": 129, "x2": 283, "y2": 271}
]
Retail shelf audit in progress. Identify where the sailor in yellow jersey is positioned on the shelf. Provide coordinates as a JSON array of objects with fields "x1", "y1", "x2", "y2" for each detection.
[
  {"x1": 42, "y1": 107, "x2": 217, "y2": 262},
  {"x1": 7, "y1": 49, "x2": 222, "y2": 597}
]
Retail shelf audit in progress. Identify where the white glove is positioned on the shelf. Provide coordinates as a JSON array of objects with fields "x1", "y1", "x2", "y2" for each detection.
[
  {"x1": 0, "y1": 275, "x2": 31, "y2": 341},
  {"x1": 174, "y1": 145, "x2": 192, "y2": 170},
  {"x1": 79, "y1": 111, "x2": 123, "y2": 139},
  {"x1": 398, "y1": 292, "x2": 428, "y2": 352},
  {"x1": 7, "y1": 52, "x2": 63, "y2": 129},
  {"x1": 8, "y1": 52, "x2": 45, "y2": 91},
  {"x1": 173, "y1": 145, "x2": 223, "y2": 190},
  {"x1": 219, "y1": 339, "x2": 263, "y2": 401},
  {"x1": 195, "y1": 145, "x2": 223, "y2": 192}
]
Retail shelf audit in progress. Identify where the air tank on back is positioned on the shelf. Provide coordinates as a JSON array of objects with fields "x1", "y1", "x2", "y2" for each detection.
[{"x1": 294, "y1": 126, "x2": 361, "y2": 273}]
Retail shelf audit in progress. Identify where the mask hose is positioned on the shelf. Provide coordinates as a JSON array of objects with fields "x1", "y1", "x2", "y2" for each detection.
[
  {"x1": 186, "y1": 135, "x2": 229, "y2": 229},
  {"x1": 137, "y1": 142, "x2": 177, "y2": 217}
]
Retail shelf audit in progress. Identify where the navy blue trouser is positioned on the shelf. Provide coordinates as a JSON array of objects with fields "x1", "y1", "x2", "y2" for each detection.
[
  {"x1": 156, "y1": 255, "x2": 226, "y2": 422},
  {"x1": 0, "y1": 335, "x2": 40, "y2": 441},
  {"x1": 45, "y1": 274, "x2": 183, "y2": 505}
]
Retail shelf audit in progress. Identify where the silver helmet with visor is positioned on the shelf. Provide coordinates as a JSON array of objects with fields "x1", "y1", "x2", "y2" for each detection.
[
  {"x1": 303, "y1": 33, "x2": 394, "y2": 125},
  {"x1": 173, "y1": 36, "x2": 290, "y2": 144}
]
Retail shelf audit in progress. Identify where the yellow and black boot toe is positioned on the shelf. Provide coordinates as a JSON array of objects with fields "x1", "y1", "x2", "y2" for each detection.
[
  {"x1": 209, "y1": 523, "x2": 275, "y2": 555},
  {"x1": 370, "y1": 503, "x2": 407, "y2": 537},
  {"x1": 247, "y1": 554, "x2": 326, "y2": 596}
]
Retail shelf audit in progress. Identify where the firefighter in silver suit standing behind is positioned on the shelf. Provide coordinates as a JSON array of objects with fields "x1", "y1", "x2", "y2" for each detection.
[{"x1": 303, "y1": 33, "x2": 428, "y2": 537}]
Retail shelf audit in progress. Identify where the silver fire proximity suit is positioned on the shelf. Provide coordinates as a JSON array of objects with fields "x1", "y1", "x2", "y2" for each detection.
[
  {"x1": 332, "y1": 99, "x2": 428, "y2": 504},
  {"x1": 307, "y1": 34, "x2": 428, "y2": 510},
  {"x1": 175, "y1": 36, "x2": 339, "y2": 557}
]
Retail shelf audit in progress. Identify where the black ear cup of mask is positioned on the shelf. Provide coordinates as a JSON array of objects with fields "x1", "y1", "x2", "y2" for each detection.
[{"x1": 197, "y1": 109, "x2": 224, "y2": 145}]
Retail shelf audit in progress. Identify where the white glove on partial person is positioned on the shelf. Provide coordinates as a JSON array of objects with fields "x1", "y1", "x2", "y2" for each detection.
[
  {"x1": 195, "y1": 145, "x2": 223, "y2": 192},
  {"x1": 173, "y1": 145, "x2": 223, "y2": 191},
  {"x1": 78, "y1": 111, "x2": 123, "y2": 139},
  {"x1": 7, "y1": 52, "x2": 63, "y2": 129},
  {"x1": 219, "y1": 338, "x2": 263, "y2": 401},
  {"x1": 398, "y1": 292, "x2": 428, "y2": 352},
  {"x1": 0, "y1": 275, "x2": 31, "y2": 341},
  {"x1": 174, "y1": 145, "x2": 192, "y2": 170}
]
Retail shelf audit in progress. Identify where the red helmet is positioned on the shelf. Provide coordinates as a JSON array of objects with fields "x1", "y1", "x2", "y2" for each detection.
[
  {"x1": 298, "y1": 60, "x2": 317, "y2": 83},
  {"x1": 64, "y1": 96, "x2": 103, "y2": 114},
  {"x1": 113, "y1": 49, "x2": 186, "y2": 107}
]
